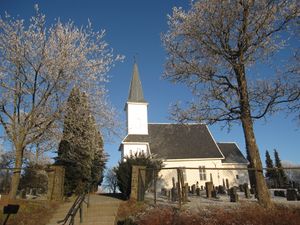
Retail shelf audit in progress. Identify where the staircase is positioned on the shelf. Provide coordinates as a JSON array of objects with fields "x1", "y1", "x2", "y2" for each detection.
[{"x1": 46, "y1": 194, "x2": 121, "y2": 225}]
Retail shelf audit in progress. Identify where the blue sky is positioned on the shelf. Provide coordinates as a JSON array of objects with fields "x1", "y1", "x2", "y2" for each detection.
[{"x1": 1, "y1": 0, "x2": 299, "y2": 168}]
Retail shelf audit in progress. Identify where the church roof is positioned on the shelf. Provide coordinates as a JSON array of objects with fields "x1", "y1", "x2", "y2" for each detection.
[
  {"x1": 127, "y1": 63, "x2": 146, "y2": 103},
  {"x1": 218, "y1": 143, "x2": 248, "y2": 164},
  {"x1": 122, "y1": 123, "x2": 224, "y2": 160}
]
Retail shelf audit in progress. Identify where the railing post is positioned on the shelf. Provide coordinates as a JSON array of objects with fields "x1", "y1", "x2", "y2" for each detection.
[
  {"x1": 79, "y1": 202, "x2": 83, "y2": 223},
  {"x1": 153, "y1": 169, "x2": 157, "y2": 205},
  {"x1": 177, "y1": 168, "x2": 182, "y2": 208}
]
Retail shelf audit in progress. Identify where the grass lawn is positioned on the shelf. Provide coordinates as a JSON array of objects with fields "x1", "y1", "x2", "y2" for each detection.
[{"x1": 0, "y1": 195, "x2": 59, "y2": 225}]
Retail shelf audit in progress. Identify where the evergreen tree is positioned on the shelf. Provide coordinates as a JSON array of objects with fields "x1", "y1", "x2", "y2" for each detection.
[
  {"x1": 90, "y1": 128, "x2": 107, "y2": 192},
  {"x1": 274, "y1": 149, "x2": 287, "y2": 188},
  {"x1": 56, "y1": 87, "x2": 106, "y2": 195},
  {"x1": 265, "y1": 150, "x2": 275, "y2": 187},
  {"x1": 265, "y1": 150, "x2": 275, "y2": 178},
  {"x1": 115, "y1": 153, "x2": 163, "y2": 199}
]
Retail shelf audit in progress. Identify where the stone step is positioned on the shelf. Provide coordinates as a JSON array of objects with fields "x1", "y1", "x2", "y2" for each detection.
[{"x1": 46, "y1": 194, "x2": 121, "y2": 225}]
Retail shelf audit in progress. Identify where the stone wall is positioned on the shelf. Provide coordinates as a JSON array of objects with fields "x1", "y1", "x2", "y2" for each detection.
[
  {"x1": 131, "y1": 165, "x2": 146, "y2": 201},
  {"x1": 47, "y1": 165, "x2": 65, "y2": 201}
]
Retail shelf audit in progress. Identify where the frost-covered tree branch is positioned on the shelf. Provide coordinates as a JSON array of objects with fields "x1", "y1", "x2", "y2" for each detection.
[
  {"x1": 163, "y1": 0, "x2": 299, "y2": 125},
  {"x1": 162, "y1": 0, "x2": 299, "y2": 208},
  {"x1": 0, "y1": 5, "x2": 123, "y2": 199}
]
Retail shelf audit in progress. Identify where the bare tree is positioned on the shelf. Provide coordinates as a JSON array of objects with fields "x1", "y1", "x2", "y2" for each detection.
[
  {"x1": 103, "y1": 167, "x2": 118, "y2": 194},
  {"x1": 0, "y1": 5, "x2": 123, "y2": 199},
  {"x1": 282, "y1": 161, "x2": 300, "y2": 185},
  {"x1": 162, "y1": 0, "x2": 299, "y2": 208}
]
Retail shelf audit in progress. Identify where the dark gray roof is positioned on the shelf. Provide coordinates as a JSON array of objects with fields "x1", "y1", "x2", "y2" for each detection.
[
  {"x1": 122, "y1": 124, "x2": 224, "y2": 159},
  {"x1": 127, "y1": 63, "x2": 146, "y2": 103},
  {"x1": 218, "y1": 143, "x2": 248, "y2": 164}
]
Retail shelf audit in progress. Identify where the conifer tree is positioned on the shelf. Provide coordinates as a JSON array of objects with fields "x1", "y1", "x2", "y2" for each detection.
[
  {"x1": 265, "y1": 150, "x2": 275, "y2": 187},
  {"x1": 90, "y1": 127, "x2": 107, "y2": 192},
  {"x1": 274, "y1": 149, "x2": 287, "y2": 188},
  {"x1": 56, "y1": 87, "x2": 105, "y2": 195}
]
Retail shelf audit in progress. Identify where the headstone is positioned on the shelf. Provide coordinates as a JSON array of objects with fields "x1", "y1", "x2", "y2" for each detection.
[
  {"x1": 239, "y1": 184, "x2": 245, "y2": 192},
  {"x1": 161, "y1": 188, "x2": 167, "y2": 196},
  {"x1": 218, "y1": 185, "x2": 226, "y2": 194},
  {"x1": 196, "y1": 187, "x2": 200, "y2": 196},
  {"x1": 211, "y1": 190, "x2": 217, "y2": 198},
  {"x1": 229, "y1": 187, "x2": 239, "y2": 202},
  {"x1": 274, "y1": 190, "x2": 285, "y2": 197},
  {"x1": 183, "y1": 183, "x2": 189, "y2": 202},
  {"x1": 286, "y1": 189, "x2": 297, "y2": 201},
  {"x1": 171, "y1": 177, "x2": 177, "y2": 201},
  {"x1": 171, "y1": 187, "x2": 177, "y2": 201},
  {"x1": 243, "y1": 183, "x2": 250, "y2": 199},
  {"x1": 205, "y1": 182, "x2": 213, "y2": 198},
  {"x1": 167, "y1": 190, "x2": 171, "y2": 200},
  {"x1": 191, "y1": 184, "x2": 196, "y2": 194},
  {"x1": 21, "y1": 189, "x2": 26, "y2": 199},
  {"x1": 226, "y1": 179, "x2": 229, "y2": 189}
]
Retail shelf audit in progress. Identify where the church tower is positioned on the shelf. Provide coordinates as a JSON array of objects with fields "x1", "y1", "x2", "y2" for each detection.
[{"x1": 125, "y1": 63, "x2": 148, "y2": 135}]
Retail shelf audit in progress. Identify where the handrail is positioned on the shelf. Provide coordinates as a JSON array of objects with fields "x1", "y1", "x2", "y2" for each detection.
[{"x1": 57, "y1": 192, "x2": 88, "y2": 225}]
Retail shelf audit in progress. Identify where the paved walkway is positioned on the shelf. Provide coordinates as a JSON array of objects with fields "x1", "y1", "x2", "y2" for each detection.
[{"x1": 46, "y1": 194, "x2": 121, "y2": 225}]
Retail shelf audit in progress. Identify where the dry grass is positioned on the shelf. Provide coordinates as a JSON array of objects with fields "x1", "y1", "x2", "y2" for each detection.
[
  {"x1": 117, "y1": 201, "x2": 300, "y2": 225},
  {"x1": 0, "y1": 196, "x2": 60, "y2": 225}
]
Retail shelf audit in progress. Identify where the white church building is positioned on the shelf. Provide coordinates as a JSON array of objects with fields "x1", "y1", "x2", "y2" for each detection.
[{"x1": 120, "y1": 63, "x2": 250, "y2": 189}]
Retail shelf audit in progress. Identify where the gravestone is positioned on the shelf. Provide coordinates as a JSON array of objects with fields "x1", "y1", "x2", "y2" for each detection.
[
  {"x1": 243, "y1": 183, "x2": 250, "y2": 199},
  {"x1": 21, "y1": 189, "x2": 26, "y2": 199},
  {"x1": 286, "y1": 189, "x2": 297, "y2": 201},
  {"x1": 171, "y1": 187, "x2": 177, "y2": 201},
  {"x1": 211, "y1": 189, "x2": 217, "y2": 198},
  {"x1": 196, "y1": 187, "x2": 200, "y2": 196},
  {"x1": 191, "y1": 184, "x2": 196, "y2": 194},
  {"x1": 229, "y1": 187, "x2": 239, "y2": 202},
  {"x1": 218, "y1": 185, "x2": 226, "y2": 194},
  {"x1": 239, "y1": 184, "x2": 245, "y2": 192},
  {"x1": 205, "y1": 182, "x2": 213, "y2": 198},
  {"x1": 161, "y1": 188, "x2": 167, "y2": 196}
]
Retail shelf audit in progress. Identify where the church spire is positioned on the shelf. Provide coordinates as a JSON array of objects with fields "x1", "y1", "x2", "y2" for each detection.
[{"x1": 128, "y1": 63, "x2": 146, "y2": 103}]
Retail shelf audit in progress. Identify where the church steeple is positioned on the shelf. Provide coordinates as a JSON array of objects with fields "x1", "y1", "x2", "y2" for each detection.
[
  {"x1": 125, "y1": 63, "x2": 148, "y2": 135},
  {"x1": 128, "y1": 63, "x2": 146, "y2": 103}
]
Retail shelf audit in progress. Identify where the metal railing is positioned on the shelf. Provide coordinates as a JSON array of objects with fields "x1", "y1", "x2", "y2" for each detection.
[{"x1": 57, "y1": 191, "x2": 89, "y2": 225}]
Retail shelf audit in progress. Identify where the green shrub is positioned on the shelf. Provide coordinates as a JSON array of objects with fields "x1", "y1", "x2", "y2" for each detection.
[{"x1": 115, "y1": 153, "x2": 163, "y2": 199}]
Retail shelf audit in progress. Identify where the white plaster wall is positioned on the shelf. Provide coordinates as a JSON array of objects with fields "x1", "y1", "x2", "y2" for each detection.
[
  {"x1": 127, "y1": 103, "x2": 148, "y2": 135},
  {"x1": 123, "y1": 143, "x2": 149, "y2": 159},
  {"x1": 158, "y1": 159, "x2": 224, "y2": 189},
  {"x1": 221, "y1": 163, "x2": 250, "y2": 188}
]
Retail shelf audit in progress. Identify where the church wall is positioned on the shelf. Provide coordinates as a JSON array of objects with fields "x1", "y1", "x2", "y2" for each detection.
[
  {"x1": 158, "y1": 159, "x2": 224, "y2": 189},
  {"x1": 221, "y1": 163, "x2": 250, "y2": 188}
]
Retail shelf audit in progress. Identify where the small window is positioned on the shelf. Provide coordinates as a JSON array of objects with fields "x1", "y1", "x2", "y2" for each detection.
[
  {"x1": 199, "y1": 166, "x2": 206, "y2": 181},
  {"x1": 236, "y1": 175, "x2": 239, "y2": 179}
]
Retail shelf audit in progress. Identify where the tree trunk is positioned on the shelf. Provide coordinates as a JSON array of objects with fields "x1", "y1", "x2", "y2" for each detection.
[
  {"x1": 9, "y1": 146, "x2": 24, "y2": 200},
  {"x1": 235, "y1": 64, "x2": 273, "y2": 208}
]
